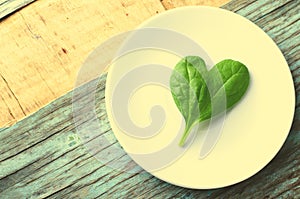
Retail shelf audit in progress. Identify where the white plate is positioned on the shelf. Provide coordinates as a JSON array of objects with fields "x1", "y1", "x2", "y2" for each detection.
[{"x1": 105, "y1": 6, "x2": 295, "y2": 189}]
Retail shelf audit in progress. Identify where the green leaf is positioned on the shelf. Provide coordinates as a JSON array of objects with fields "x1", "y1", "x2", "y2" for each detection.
[
  {"x1": 170, "y1": 57, "x2": 250, "y2": 146},
  {"x1": 209, "y1": 59, "x2": 250, "y2": 109},
  {"x1": 170, "y1": 56, "x2": 211, "y2": 146}
]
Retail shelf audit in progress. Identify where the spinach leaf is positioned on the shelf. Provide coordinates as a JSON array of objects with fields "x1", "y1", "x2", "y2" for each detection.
[
  {"x1": 209, "y1": 59, "x2": 250, "y2": 109},
  {"x1": 170, "y1": 56, "x2": 211, "y2": 146},
  {"x1": 170, "y1": 57, "x2": 250, "y2": 146}
]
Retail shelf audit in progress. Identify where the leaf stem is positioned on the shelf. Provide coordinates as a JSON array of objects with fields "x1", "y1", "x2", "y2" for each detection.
[{"x1": 179, "y1": 126, "x2": 192, "y2": 147}]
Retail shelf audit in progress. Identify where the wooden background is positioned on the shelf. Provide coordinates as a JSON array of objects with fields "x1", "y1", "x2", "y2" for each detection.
[
  {"x1": 0, "y1": 0, "x2": 299, "y2": 198},
  {"x1": 0, "y1": 0, "x2": 229, "y2": 127}
]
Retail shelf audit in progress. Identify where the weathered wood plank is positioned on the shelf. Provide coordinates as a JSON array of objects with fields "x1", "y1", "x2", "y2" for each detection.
[
  {"x1": 235, "y1": 0, "x2": 295, "y2": 22},
  {"x1": 161, "y1": 0, "x2": 230, "y2": 9},
  {"x1": 0, "y1": 0, "x2": 35, "y2": 19},
  {"x1": 258, "y1": 7, "x2": 300, "y2": 45},
  {"x1": 0, "y1": 0, "x2": 231, "y2": 128},
  {"x1": 0, "y1": 0, "x2": 299, "y2": 198},
  {"x1": 219, "y1": 0, "x2": 255, "y2": 12},
  {"x1": 0, "y1": 0, "x2": 165, "y2": 127}
]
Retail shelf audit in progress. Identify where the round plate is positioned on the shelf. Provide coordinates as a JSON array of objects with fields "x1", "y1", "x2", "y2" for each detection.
[{"x1": 105, "y1": 6, "x2": 295, "y2": 189}]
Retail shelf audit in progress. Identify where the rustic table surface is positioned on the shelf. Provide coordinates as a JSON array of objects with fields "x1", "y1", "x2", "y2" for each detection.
[
  {"x1": 0, "y1": 0, "x2": 299, "y2": 198},
  {"x1": 0, "y1": 0, "x2": 230, "y2": 127}
]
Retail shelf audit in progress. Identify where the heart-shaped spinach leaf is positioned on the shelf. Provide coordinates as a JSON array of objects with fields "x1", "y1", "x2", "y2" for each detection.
[{"x1": 170, "y1": 56, "x2": 250, "y2": 146}]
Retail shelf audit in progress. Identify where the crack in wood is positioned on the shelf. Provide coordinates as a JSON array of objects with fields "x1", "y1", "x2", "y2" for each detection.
[
  {"x1": 0, "y1": 150, "x2": 57, "y2": 192},
  {"x1": 44, "y1": 152, "x2": 131, "y2": 198},
  {"x1": 19, "y1": 12, "x2": 41, "y2": 39},
  {"x1": 0, "y1": 95, "x2": 15, "y2": 119},
  {"x1": 95, "y1": 171, "x2": 142, "y2": 198},
  {"x1": 0, "y1": 0, "x2": 9, "y2": 7},
  {"x1": 229, "y1": 0, "x2": 257, "y2": 12},
  {"x1": 0, "y1": 123, "x2": 69, "y2": 163},
  {"x1": 159, "y1": 0, "x2": 168, "y2": 10},
  {"x1": 249, "y1": 0, "x2": 295, "y2": 23},
  {"x1": 0, "y1": 73, "x2": 26, "y2": 116},
  {"x1": 36, "y1": 67, "x2": 56, "y2": 97}
]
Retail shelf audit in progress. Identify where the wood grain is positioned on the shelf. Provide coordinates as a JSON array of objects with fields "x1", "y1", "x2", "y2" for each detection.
[
  {"x1": 0, "y1": 0, "x2": 231, "y2": 128},
  {"x1": 0, "y1": 0, "x2": 299, "y2": 198},
  {"x1": 0, "y1": 0, "x2": 166, "y2": 127},
  {"x1": 161, "y1": 0, "x2": 230, "y2": 9}
]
